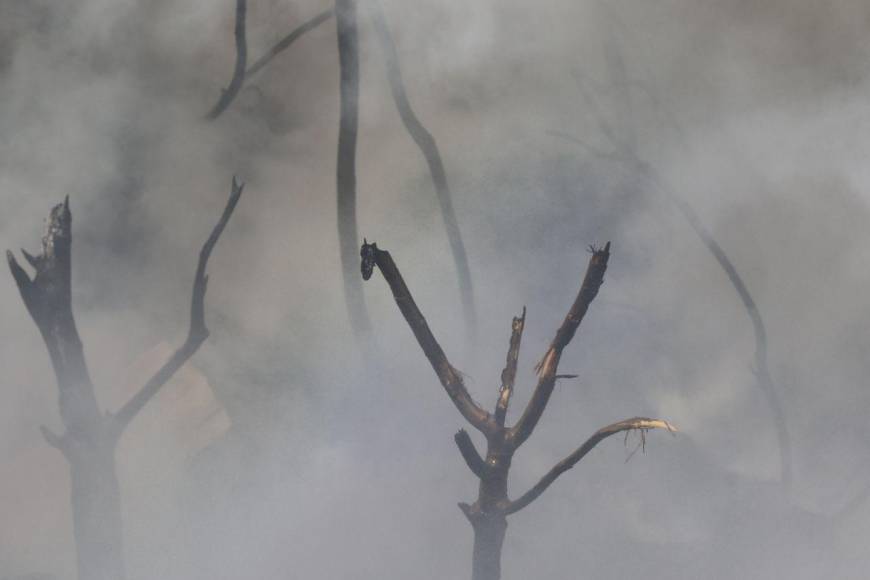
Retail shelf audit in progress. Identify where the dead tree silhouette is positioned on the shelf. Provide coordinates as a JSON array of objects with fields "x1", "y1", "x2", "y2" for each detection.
[
  {"x1": 7, "y1": 179, "x2": 243, "y2": 580},
  {"x1": 361, "y1": 240, "x2": 675, "y2": 580}
]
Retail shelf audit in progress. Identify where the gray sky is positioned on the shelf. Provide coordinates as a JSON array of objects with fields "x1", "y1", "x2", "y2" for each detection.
[{"x1": 2, "y1": 0, "x2": 870, "y2": 578}]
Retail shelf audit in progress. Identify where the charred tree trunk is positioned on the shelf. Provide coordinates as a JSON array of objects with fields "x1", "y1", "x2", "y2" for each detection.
[
  {"x1": 8, "y1": 180, "x2": 242, "y2": 580},
  {"x1": 362, "y1": 241, "x2": 676, "y2": 579},
  {"x1": 336, "y1": 0, "x2": 371, "y2": 340}
]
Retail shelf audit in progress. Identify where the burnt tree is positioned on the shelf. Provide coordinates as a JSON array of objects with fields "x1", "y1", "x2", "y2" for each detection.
[
  {"x1": 361, "y1": 240, "x2": 675, "y2": 580},
  {"x1": 7, "y1": 179, "x2": 243, "y2": 580}
]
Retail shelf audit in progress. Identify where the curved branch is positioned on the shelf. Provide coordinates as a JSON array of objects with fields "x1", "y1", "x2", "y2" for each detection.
[
  {"x1": 206, "y1": 0, "x2": 248, "y2": 120},
  {"x1": 494, "y1": 307, "x2": 525, "y2": 426},
  {"x1": 111, "y1": 178, "x2": 244, "y2": 436},
  {"x1": 455, "y1": 429, "x2": 488, "y2": 479},
  {"x1": 360, "y1": 241, "x2": 493, "y2": 433},
  {"x1": 368, "y1": 0, "x2": 476, "y2": 341},
  {"x1": 506, "y1": 417, "x2": 676, "y2": 514},
  {"x1": 555, "y1": 60, "x2": 794, "y2": 491},
  {"x1": 508, "y1": 244, "x2": 610, "y2": 449}
]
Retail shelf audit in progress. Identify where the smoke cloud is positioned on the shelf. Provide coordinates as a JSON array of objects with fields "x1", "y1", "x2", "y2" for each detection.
[{"x1": 2, "y1": 0, "x2": 870, "y2": 578}]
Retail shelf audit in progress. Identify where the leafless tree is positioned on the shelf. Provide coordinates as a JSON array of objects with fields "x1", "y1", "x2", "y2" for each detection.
[
  {"x1": 6, "y1": 179, "x2": 243, "y2": 580},
  {"x1": 361, "y1": 240, "x2": 675, "y2": 580}
]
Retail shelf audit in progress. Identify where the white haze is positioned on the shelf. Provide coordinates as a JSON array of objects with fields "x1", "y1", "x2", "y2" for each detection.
[{"x1": 2, "y1": 0, "x2": 870, "y2": 578}]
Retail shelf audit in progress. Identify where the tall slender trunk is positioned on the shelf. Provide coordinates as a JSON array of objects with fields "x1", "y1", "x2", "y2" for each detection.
[
  {"x1": 470, "y1": 514, "x2": 508, "y2": 580},
  {"x1": 69, "y1": 442, "x2": 125, "y2": 580},
  {"x1": 335, "y1": 0, "x2": 371, "y2": 339}
]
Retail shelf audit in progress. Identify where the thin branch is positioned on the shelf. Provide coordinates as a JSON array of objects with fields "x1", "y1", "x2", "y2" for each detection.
[
  {"x1": 206, "y1": 0, "x2": 248, "y2": 120},
  {"x1": 368, "y1": 0, "x2": 477, "y2": 342},
  {"x1": 455, "y1": 429, "x2": 488, "y2": 479},
  {"x1": 110, "y1": 178, "x2": 244, "y2": 436},
  {"x1": 494, "y1": 307, "x2": 525, "y2": 426},
  {"x1": 360, "y1": 241, "x2": 493, "y2": 433},
  {"x1": 646, "y1": 170, "x2": 792, "y2": 492},
  {"x1": 246, "y1": 9, "x2": 333, "y2": 78},
  {"x1": 508, "y1": 244, "x2": 610, "y2": 449},
  {"x1": 336, "y1": 0, "x2": 372, "y2": 340},
  {"x1": 207, "y1": 8, "x2": 333, "y2": 120},
  {"x1": 506, "y1": 417, "x2": 676, "y2": 514}
]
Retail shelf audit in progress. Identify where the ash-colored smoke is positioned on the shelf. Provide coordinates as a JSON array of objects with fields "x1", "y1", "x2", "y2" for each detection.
[{"x1": 2, "y1": 0, "x2": 870, "y2": 578}]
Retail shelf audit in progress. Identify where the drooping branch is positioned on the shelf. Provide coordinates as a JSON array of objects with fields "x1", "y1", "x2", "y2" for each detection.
[
  {"x1": 110, "y1": 178, "x2": 244, "y2": 436},
  {"x1": 508, "y1": 244, "x2": 610, "y2": 449},
  {"x1": 494, "y1": 307, "x2": 525, "y2": 427},
  {"x1": 360, "y1": 241, "x2": 493, "y2": 432},
  {"x1": 506, "y1": 417, "x2": 676, "y2": 514},
  {"x1": 555, "y1": 44, "x2": 793, "y2": 490},
  {"x1": 655, "y1": 177, "x2": 791, "y2": 492},
  {"x1": 455, "y1": 429, "x2": 488, "y2": 479},
  {"x1": 206, "y1": 0, "x2": 248, "y2": 120},
  {"x1": 7, "y1": 197, "x2": 101, "y2": 434},
  {"x1": 336, "y1": 0, "x2": 372, "y2": 340},
  {"x1": 368, "y1": 0, "x2": 477, "y2": 340},
  {"x1": 207, "y1": 8, "x2": 333, "y2": 120}
]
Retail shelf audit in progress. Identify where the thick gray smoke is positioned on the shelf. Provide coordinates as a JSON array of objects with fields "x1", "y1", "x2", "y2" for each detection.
[{"x1": 2, "y1": 0, "x2": 870, "y2": 578}]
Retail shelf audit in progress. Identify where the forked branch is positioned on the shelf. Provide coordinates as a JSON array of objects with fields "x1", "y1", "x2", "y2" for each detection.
[
  {"x1": 206, "y1": 0, "x2": 248, "y2": 120},
  {"x1": 506, "y1": 417, "x2": 676, "y2": 514},
  {"x1": 207, "y1": 6, "x2": 333, "y2": 120},
  {"x1": 494, "y1": 307, "x2": 525, "y2": 426},
  {"x1": 110, "y1": 178, "x2": 244, "y2": 436},
  {"x1": 509, "y1": 244, "x2": 610, "y2": 449},
  {"x1": 360, "y1": 241, "x2": 493, "y2": 432}
]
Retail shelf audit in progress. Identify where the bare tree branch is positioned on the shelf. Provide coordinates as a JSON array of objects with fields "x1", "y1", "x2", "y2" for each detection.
[
  {"x1": 367, "y1": 0, "x2": 477, "y2": 341},
  {"x1": 206, "y1": 0, "x2": 248, "y2": 120},
  {"x1": 246, "y1": 9, "x2": 333, "y2": 78},
  {"x1": 506, "y1": 417, "x2": 676, "y2": 514},
  {"x1": 494, "y1": 307, "x2": 525, "y2": 427},
  {"x1": 508, "y1": 244, "x2": 610, "y2": 449},
  {"x1": 207, "y1": 8, "x2": 332, "y2": 120},
  {"x1": 360, "y1": 241, "x2": 493, "y2": 433},
  {"x1": 110, "y1": 178, "x2": 244, "y2": 436},
  {"x1": 455, "y1": 429, "x2": 488, "y2": 479}
]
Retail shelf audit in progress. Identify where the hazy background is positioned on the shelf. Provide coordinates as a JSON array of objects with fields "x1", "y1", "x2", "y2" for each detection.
[{"x1": 2, "y1": 0, "x2": 870, "y2": 578}]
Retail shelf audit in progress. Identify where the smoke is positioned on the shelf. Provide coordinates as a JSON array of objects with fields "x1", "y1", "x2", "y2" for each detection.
[{"x1": 2, "y1": 0, "x2": 870, "y2": 578}]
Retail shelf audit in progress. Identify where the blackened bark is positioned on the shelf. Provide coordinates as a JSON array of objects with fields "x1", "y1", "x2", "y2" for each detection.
[
  {"x1": 363, "y1": 241, "x2": 674, "y2": 580},
  {"x1": 8, "y1": 180, "x2": 242, "y2": 580}
]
